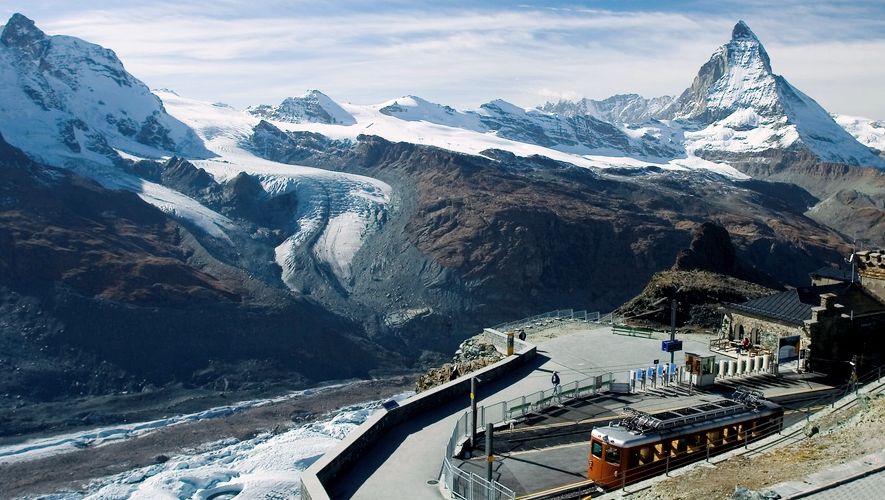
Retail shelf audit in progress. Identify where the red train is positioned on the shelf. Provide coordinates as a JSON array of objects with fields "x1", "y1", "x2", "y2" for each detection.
[{"x1": 588, "y1": 391, "x2": 783, "y2": 489}]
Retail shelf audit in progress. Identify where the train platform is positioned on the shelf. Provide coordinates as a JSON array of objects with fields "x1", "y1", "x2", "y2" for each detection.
[
  {"x1": 453, "y1": 372, "x2": 834, "y2": 498},
  {"x1": 331, "y1": 324, "x2": 837, "y2": 499}
]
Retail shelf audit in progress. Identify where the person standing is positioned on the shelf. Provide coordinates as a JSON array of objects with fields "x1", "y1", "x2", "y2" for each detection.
[{"x1": 551, "y1": 371, "x2": 561, "y2": 403}]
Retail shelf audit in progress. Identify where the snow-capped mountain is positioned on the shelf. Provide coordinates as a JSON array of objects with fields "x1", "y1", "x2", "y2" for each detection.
[
  {"x1": 248, "y1": 89, "x2": 356, "y2": 125},
  {"x1": 538, "y1": 21, "x2": 883, "y2": 169},
  {"x1": 833, "y1": 114, "x2": 885, "y2": 156},
  {"x1": 672, "y1": 21, "x2": 882, "y2": 167},
  {"x1": 540, "y1": 94, "x2": 676, "y2": 124},
  {"x1": 3, "y1": 12, "x2": 878, "y2": 446},
  {"x1": 0, "y1": 13, "x2": 209, "y2": 167}
]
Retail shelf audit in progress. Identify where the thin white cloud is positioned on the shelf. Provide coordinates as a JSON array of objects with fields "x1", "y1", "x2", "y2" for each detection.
[{"x1": 1, "y1": 3, "x2": 883, "y2": 117}]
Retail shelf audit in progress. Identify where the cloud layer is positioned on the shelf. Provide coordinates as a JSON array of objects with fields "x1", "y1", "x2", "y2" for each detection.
[{"x1": 2, "y1": 1, "x2": 884, "y2": 117}]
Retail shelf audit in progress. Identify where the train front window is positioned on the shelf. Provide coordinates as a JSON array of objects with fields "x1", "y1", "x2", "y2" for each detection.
[
  {"x1": 591, "y1": 440, "x2": 603, "y2": 458},
  {"x1": 605, "y1": 445, "x2": 621, "y2": 464}
]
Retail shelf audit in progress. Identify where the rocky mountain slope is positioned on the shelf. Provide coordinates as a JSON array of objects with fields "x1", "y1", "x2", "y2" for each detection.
[
  {"x1": 0, "y1": 13, "x2": 208, "y2": 167},
  {"x1": 616, "y1": 222, "x2": 777, "y2": 329},
  {"x1": 0, "y1": 133, "x2": 393, "y2": 424}
]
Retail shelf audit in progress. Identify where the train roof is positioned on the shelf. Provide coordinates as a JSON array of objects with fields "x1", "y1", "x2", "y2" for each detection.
[{"x1": 591, "y1": 397, "x2": 782, "y2": 448}]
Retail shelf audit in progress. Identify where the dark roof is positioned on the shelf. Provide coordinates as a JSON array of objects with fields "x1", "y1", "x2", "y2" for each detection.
[
  {"x1": 809, "y1": 266, "x2": 853, "y2": 282},
  {"x1": 726, "y1": 283, "x2": 848, "y2": 326}
]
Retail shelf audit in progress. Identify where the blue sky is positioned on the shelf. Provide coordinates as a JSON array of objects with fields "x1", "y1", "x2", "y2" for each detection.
[{"x1": 2, "y1": 1, "x2": 884, "y2": 117}]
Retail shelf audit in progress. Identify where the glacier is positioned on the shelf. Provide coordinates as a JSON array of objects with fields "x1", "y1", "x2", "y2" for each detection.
[{"x1": 158, "y1": 91, "x2": 391, "y2": 287}]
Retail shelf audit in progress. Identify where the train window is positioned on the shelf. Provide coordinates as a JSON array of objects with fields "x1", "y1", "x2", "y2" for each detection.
[
  {"x1": 639, "y1": 446, "x2": 653, "y2": 464},
  {"x1": 707, "y1": 430, "x2": 721, "y2": 447},
  {"x1": 628, "y1": 448, "x2": 640, "y2": 468},
  {"x1": 688, "y1": 433, "x2": 704, "y2": 452},
  {"x1": 654, "y1": 443, "x2": 666, "y2": 460},
  {"x1": 591, "y1": 440, "x2": 603, "y2": 458},
  {"x1": 605, "y1": 445, "x2": 621, "y2": 464},
  {"x1": 726, "y1": 425, "x2": 738, "y2": 442}
]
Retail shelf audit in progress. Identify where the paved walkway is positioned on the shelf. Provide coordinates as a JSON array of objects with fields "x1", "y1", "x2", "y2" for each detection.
[{"x1": 334, "y1": 325, "x2": 716, "y2": 499}]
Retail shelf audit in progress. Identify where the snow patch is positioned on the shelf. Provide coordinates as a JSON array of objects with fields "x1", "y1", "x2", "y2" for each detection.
[
  {"x1": 70, "y1": 392, "x2": 413, "y2": 499},
  {"x1": 834, "y1": 114, "x2": 885, "y2": 153},
  {"x1": 0, "y1": 385, "x2": 351, "y2": 465}
]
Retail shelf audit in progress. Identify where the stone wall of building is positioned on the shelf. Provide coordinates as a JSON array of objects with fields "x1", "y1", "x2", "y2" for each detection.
[
  {"x1": 723, "y1": 311, "x2": 806, "y2": 353},
  {"x1": 856, "y1": 250, "x2": 885, "y2": 304}
]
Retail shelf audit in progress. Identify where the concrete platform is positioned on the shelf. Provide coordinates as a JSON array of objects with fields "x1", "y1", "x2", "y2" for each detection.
[{"x1": 331, "y1": 325, "x2": 836, "y2": 499}]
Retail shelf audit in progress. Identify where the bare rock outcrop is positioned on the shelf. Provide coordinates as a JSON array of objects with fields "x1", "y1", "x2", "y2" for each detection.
[{"x1": 414, "y1": 337, "x2": 503, "y2": 393}]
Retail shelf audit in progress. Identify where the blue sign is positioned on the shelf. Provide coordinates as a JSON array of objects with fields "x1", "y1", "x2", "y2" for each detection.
[
  {"x1": 635, "y1": 369, "x2": 644, "y2": 381},
  {"x1": 662, "y1": 340, "x2": 683, "y2": 353},
  {"x1": 646, "y1": 367, "x2": 655, "y2": 380}
]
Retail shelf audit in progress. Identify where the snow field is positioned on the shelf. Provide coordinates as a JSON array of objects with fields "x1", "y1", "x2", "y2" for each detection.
[{"x1": 73, "y1": 392, "x2": 412, "y2": 499}]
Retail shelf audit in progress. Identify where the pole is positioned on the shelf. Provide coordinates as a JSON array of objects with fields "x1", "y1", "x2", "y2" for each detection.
[
  {"x1": 470, "y1": 377, "x2": 478, "y2": 450},
  {"x1": 486, "y1": 422, "x2": 494, "y2": 499},
  {"x1": 670, "y1": 299, "x2": 677, "y2": 365}
]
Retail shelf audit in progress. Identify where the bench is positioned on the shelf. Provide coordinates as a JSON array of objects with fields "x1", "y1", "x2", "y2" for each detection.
[
  {"x1": 612, "y1": 325, "x2": 654, "y2": 338},
  {"x1": 507, "y1": 402, "x2": 532, "y2": 419}
]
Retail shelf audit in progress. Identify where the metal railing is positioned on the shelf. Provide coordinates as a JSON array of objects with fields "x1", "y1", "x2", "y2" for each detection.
[
  {"x1": 489, "y1": 309, "x2": 600, "y2": 334},
  {"x1": 441, "y1": 372, "x2": 614, "y2": 499},
  {"x1": 442, "y1": 455, "x2": 516, "y2": 500}
]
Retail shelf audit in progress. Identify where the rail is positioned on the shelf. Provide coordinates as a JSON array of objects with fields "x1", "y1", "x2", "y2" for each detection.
[
  {"x1": 441, "y1": 372, "x2": 614, "y2": 499},
  {"x1": 489, "y1": 309, "x2": 600, "y2": 334}
]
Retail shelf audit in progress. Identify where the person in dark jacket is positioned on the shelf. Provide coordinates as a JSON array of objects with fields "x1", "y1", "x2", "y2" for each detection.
[{"x1": 552, "y1": 371, "x2": 561, "y2": 402}]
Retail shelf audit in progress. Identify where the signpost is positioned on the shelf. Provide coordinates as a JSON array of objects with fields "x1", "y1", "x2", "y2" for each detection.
[{"x1": 662, "y1": 339, "x2": 683, "y2": 353}]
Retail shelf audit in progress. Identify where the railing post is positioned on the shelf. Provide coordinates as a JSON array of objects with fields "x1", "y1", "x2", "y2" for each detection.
[
  {"x1": 471, "y1": 377, "x2": 478, "y2": 450},
  {"x1": 665, "y1": 454, "x2": 670, "y2": 476},
  {"x1": 706, "y1": 442, "x2": 710, "y2": 462}
]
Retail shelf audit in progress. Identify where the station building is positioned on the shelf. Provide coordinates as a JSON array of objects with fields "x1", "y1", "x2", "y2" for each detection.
[{"x1": 720, "y1": 250, "x2": 885, "y2": 377}]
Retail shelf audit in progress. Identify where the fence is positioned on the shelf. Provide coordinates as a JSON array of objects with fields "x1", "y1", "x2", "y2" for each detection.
[
  {"x1": 489, "y1": 309, "x2": 601, "y2": 334},
  {"x1": 442, "y1": 456, "x2": 516, "y2": 500},
  {"x1": 441, "y1": 372, "x2": 614, "y2": 499}
]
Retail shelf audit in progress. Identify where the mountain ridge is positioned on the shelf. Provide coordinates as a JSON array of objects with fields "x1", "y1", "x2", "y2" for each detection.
[{"x1": 0, "y1": 13, "x2": 876, "y2": 416}]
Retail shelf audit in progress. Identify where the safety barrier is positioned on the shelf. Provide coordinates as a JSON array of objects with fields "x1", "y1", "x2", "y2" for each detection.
[
  {"x1": 629, "y1": 363, "x2": 682, "y2": 392},
  {"x1": 441, "y1": 372, "x2": 614, "y2": 499},
  {"x1": 489, "y1": 309, "x2": 600, "y2": 334},
  {"x1": 442, "y1": 456, "x2": 516, "y2": 500}
]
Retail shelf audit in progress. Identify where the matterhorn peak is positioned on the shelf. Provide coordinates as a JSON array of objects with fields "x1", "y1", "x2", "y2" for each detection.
[
  {"x1": 731, "y1": 20, "x2": 759, "y2": 42},
  {"x1": 1, "y1": 13, "x2": 46, "y2": 55}
]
